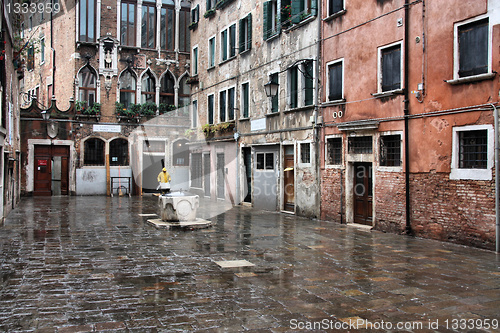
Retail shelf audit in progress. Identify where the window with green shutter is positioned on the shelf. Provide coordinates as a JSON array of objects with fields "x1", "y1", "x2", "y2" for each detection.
[
  {"x1": 239, "y1": 13, "x2": 252, "y2": 53},
  {"x1": 263, "y1": 1, "x2": 279, "y2": 40}
]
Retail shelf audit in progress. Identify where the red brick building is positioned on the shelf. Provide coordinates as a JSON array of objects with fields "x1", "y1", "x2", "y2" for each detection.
[
  {"x1": 18, "y1": 0, "x2": 191, "y2": 196},
  {"x1": 320, "y1": 0, "x2": 499, "y2": 250}
]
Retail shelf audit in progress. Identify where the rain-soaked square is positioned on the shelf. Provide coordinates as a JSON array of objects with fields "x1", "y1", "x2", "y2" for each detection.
[{"x1": 0, "y1": 196, "x2": 498, "y2": 332}]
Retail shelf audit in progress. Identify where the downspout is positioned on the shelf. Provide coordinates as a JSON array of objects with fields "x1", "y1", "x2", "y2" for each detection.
[
  {"x1": 51, "y1": 0, "x2": 55, "y2": 100},
  {"x1": 493, "y1": 103, "x2": 499, "y2": 253},
  {"x1": 314, "y1": 0, "x2": 322, "y2": 218},
  {"x1": 404, "y1": 0, "x2": 412, "y2": 235}
]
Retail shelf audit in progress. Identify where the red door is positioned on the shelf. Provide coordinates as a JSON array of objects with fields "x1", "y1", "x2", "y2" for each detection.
[{"x1": 34, "y1": 146, "x2": 52, "y2": 196}]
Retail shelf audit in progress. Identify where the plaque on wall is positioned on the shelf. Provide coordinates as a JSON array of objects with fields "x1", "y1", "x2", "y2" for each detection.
[{"x1": 133, "y1": 54, "x2": 147, "y2": 69}]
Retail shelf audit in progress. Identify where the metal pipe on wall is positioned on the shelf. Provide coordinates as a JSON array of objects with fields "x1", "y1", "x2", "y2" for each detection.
[{"x1": 492, "y1": 104, "x2": 499, "y2": 253}]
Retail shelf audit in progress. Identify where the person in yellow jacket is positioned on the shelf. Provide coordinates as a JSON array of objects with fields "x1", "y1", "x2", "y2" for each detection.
[{"x1": 156, "y1": 167, "x2": 171, "y2": 194}]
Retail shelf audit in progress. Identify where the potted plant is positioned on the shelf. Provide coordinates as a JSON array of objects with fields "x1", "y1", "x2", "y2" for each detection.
[{"x1": 140, "y1": 102, "x2": 157, "y2": 117}]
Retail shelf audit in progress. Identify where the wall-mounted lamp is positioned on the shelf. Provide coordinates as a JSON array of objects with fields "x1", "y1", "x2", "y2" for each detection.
[
  {"x1": 41, "y1": 110, "x2": 50, "y2": 121},
  {"x1": 264, "y1": 80, "x2": 279, "y2": 98}
]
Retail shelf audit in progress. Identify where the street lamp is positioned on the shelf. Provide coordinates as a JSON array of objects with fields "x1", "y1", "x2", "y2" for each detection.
[
  {"x1": 264, "y1": 80, "x2": 279, "y2": 98},
  {"x1": 41, "y1": 110, "x2": 50, "y2": 121}
]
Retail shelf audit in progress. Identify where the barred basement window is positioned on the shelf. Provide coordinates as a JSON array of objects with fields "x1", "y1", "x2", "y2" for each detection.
[
  {"x1": 84, "y1": 138, "x2": 105, "y2": 165},
  {"x1": 110, "y1": 138, "x2": 129, "y2": 166},
  {"x1": 256, "y1": 153, "x2": 274, "y2": 170},
  {"x1": 380, "y1": 135, "x2": 401, "y2": 167},
  {"x1": 459, "y1": 130, "x2": 487, "y2": 169},
  {"x1": 326, "y1": 137, "x2": 342, "y2": 165},
  {"x1": 300, "y1": 143, "x2": 311, "y2": 164},
  {"x1": 348, "y1": 136, "x2": 372, "y2": 154}
]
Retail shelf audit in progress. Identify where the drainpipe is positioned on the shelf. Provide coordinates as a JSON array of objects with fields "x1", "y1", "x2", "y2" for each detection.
[
  {"x1": 314, "y1": 0, "x2": 322, "y2": 219},
  {"x1": 493, "y1": 104, "x2": 499, "y2": 253},
  {"x1": 404, "y1": 0, "x2": 412, "y2": 235},
  {"x1": 50, "y1": 0, "x2": 55, "y2": 100}
]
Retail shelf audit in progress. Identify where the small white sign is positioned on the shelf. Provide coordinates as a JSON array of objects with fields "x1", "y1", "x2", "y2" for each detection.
[
  {"x1": 93, "y1": 124, "x2": 121, "y2": 133},
  {"x1": 251, "y1": 118, "x2": 266, "y2": 132}
]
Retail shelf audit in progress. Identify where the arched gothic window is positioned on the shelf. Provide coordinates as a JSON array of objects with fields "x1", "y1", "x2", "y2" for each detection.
[
  {"x1": 79, "y1": 67, "x2": 97, "y2": 107},
  {"x1": 160, "y1": 72, "x2": 175, "y2": 106},
  {"x1": 178, "y1": 75, "x2": 191, "y2": 107},
  {"x1": 141, "y1": 71, "x2": 156, "y2": 104},
  {"x1": 119, "y1": 70, "x2": 136, "y2": 108}
]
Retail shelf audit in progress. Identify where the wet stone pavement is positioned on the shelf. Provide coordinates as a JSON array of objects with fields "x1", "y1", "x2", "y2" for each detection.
[{"x1": 0, "y1": 196, "x2": 499, "y2": 333}]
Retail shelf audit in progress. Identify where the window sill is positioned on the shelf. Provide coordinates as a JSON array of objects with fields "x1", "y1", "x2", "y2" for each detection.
[
  {"x1": 239, "y1": 49, "x2": 251, "y2": 56},
  {"x1": 239, "y1": 117, "x2": 250, "y2": 121},
  {"x1": 445, "y1": 72, "x2": 496, "y2": 85},
  {"x1": 76, "y1": 41, "x2": 98, "y2": 48},
  {"x1": 207, "y1": 66, "x2": 216, "y2": 72},
  {"x1": 265, "y1": 31, "x2": 281, "y2": 42},
  {"x1": 219, "y1": 56, "x2": 236, "y2": 66},
  {"x1": 323, "y1": 9, "x2": 346, "y2": 22},
  {"x1": 284, "y1": 15, "x2": 316, "y2": 33},
  {"x1": 266, "y1": 112, "x2": 280, "y2": 117},
  {"x1": 119, "y1": 45, "x2": 141, "y2": 52},
  {"x1": 377, "y1": 165, "x2": 403, "y2": 173},
  {"x1": 284, "y1": 104, "x2": 315, "y2": 113},
  {"x1": 322, "y1": 99, "x2": 346, "y2": 107},
  {"x1": 371, "y1": 89, "x2": 404, "y2": 99},
  {"x1": 450, "y1": 168, "x2": 492, "y2": 181},
  {"x1": 325, "y1": 164, "x2": 344, "y2": 169}
]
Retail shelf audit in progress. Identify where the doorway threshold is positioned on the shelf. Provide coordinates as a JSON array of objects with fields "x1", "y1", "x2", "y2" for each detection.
[
  {"x1": 347, "y1": 223, "x2": 373, "y2": 232},
  {"x1": 281, "y1": 210, "x2": 295, "y2": 215}
]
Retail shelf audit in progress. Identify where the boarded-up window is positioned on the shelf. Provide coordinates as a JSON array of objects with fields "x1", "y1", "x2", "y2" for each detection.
[{"x1": 459, "y1": 19, "x2": 488, "y2": 78}]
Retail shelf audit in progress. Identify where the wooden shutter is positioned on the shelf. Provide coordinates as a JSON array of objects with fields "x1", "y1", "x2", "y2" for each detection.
[
  {"x1": 382, "y1": 45, "x2": 401, "y2": 91},
  {"x1": 291, "y1": 0, "x2": 301, "y2": 24},
  {"x1": 304, "y1": 61, "x2": 314, "y2": 105},
  {"x1": 263, "y1": 1, "x2": 271, "y2": 39},
  {"x1": 329, "y1": 62, "x2": 342, "y2": 101},
  {"x1": 311, "y1": 0, "x2": 317, "y2": 16},
  {"x1": 247, "y1": 13, "x2": 252, "y2": 50}
]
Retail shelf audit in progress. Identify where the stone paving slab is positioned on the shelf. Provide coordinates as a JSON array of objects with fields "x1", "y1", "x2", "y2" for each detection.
[{"x1": 0, "y1": 196, "x2": 498, "y2": 332}]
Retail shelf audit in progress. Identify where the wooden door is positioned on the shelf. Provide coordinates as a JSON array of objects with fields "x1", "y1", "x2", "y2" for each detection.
[
  {"x1": 283, "y1": 147, "x2": 294, "y2": 212},
  {"x1": 34, "y1": 146, "x2": 52, "y2": 196},
  {"x1": 353, "y1": 162, "x2": 373, "y2": 225},
  {"x1": 243, "y1": 148, "x2": 251, "y2": 203},
  {"x1": 216, "y1": 153, "x2": 225, "y2": 199}
]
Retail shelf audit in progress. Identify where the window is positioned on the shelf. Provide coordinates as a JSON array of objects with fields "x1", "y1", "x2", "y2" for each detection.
[
  {"x1": 179, "y1": 3, "x2": 191, "y2": 52},
  {"x1": 459, "y1": 130, "x2": 487, "y2": 169},
  {"x1": 380, "y1": 135, "x2": 401, "y2": 167},
  {"x1": 206, "y1": 0, "x2": 216, "y2": 10},
  {"x1": 291, "y1": 0, "x2": 317, "y2": 24},
  {"x1": 192, "y1": 100, "x2": 198, "y2": 128},
  {"x1": 27, "y1": 46, "x2": 34, "y2": 71},
  {"x1": 221, "y1": 24, "x2": 236, "y2": 62},
  {"x1": 451, "y1": 125, "x2": 493, "y2": 180},
  {"x1": 160, "y1": 72, "x2": 175, "y2": 105},
  {"x1": 327, "y1": 60, "x2": 343, "y2": 101},
  {"x1": 119, "y1": 70, "x2": 136, "y2": 109},
  {"x1": 191, "y1": 153, "x2": 203, "y2": 188},
  {"x1": 263, "y1": 0, "x2": 279, "y2": 40},
  {"x1": 457, "y1": 18, "x2": 489, "y2": 78},
  {"x1": 191, "y1": 4, "x2": 200, "y2": 25},
  {"x1": 208, "y1": 94, "x2": 214, "y2": 124},
  {"x1": 328, "y1": 0, "x2": 343, "y2": 17},
  {"x1": 219, "y1": 87, "x2": 235, "y2": 122},
  {"x1": 29, "y1": 15, "x2": 32, "y2": 31},
  {"x1": 40, "y1": 37, "x2": 45, "y2": 64},
  {"x1": 173, "y1": 139, "x2": 189, "y2": 166},
  {"x1": 121, "y1": 1, "x2": 136, "y2": 46},
  {"x1": 208, "y1": 36, "x2": 216, "y2": 68},
  {"x1": 300, "y1": 143, "x2": 311, "y2": 164},
  {"x1": 241, "y1": 82, "x2": 249, "y2": 118},
  {"x1": 326, "y1": 137, "x2": 342, "y2": 165},
  {"x1": 270, "y1": 73, "x2": 279, "y2": 113},
  {"x1": 141, "y1": 71, "x2": 156, "y2": 104},
  {"x1": 380, "y1": 43, "x2": 402, "y2": 92},
  {"x1": 348, "y1": 136, "x2": 372, "y2": 154},
  {"x1": 192, "y1": 46, "x2": 199, "y2": 75},
  {"x1": 141, "y1": 2, "x2": 156, "y2": 49},
  {"x1": 178, "y1": 76, "x2": 191, "y2": 107},
  {"x1": 79, "y1": 0, "x2": 96, "y2": 42},
  {"x1": 239, "y1": 14, "x2": 252, "y2": 53},
  {"x1": 160, "y1": 0, "x2": 175, "y2": 51},
  {"x1": 288, "y1": 60, "x2": 314, "y2": 109},
  {"x1": 110, "y1": 138, "x2": 129, "y2": 166},
  {"x1": 256, "y1": 152, "x2": 274, "y2": 170},
  {"x1": 78, "y1": 66, "x2": 97, "y2": 107},
  {"x1": 84, "y1": 138, "x2": 105, "y2": 165}
]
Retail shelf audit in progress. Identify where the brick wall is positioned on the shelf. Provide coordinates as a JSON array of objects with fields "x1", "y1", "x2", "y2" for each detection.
[
  {"x1": 374, "y1": 170, "x2": 406, "y2": 234},
  {"x1": 410, "y1": 172, "x2": 495, "y2": 250},
  {"x1": 320, "y1": 168, "x2": 343, "y2": 222}
]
